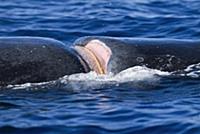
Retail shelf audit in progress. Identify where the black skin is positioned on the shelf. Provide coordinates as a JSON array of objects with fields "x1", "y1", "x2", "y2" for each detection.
[
  {"x1": 1, "y1": 36, "x2": 200, "y2": 86},
  {"x1": 0, "y1": 37, "x2": 86, "y2": 86},
  {"x1": 74, "y1": 36, "x2": 200, "y2": 74}
]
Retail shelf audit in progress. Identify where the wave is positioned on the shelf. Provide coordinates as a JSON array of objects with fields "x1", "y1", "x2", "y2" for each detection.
[
  {"x1": 4, "y1": 63, "x2": 200, "y2": 91},
  {"x1": 3, "y1": 66, "x2": 169, "y2": 90}
]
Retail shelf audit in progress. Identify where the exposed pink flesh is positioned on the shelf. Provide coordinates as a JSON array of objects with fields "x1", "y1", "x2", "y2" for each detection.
[{"x1": 85, "y1": 40, "x2": 112, "y2": 73}]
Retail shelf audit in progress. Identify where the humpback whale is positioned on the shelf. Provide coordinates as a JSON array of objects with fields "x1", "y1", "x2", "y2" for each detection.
[
  {"x1": 0, "y1": 37, "x2": 88, "y2": 86},
  {"x1": 74, "y1": 36, "x2": 200, "y2": 74},
  {"x1": 0, "y1": 36, "x2": 200, "y2": 86}
]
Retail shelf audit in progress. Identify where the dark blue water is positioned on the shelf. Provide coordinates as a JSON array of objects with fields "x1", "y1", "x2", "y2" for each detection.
[{"x1": 1, "y1": 0, "x2": 200, "y2": 134}]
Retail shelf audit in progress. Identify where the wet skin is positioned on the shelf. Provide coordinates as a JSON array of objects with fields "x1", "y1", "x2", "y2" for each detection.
[
  {"x1": 1, "y1": 36, "x2": 200, "y2": 86},
  {"x1": 74, "y1": 36, "x2": 200, "y2": 74},
  {"x1": 0, "y1": 37, "x2": 86, "y2": 86}
]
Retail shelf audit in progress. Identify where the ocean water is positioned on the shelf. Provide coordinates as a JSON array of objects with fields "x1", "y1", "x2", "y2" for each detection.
[{"x1": 1, "y1": 0, "x2": 200, "y2": 134}]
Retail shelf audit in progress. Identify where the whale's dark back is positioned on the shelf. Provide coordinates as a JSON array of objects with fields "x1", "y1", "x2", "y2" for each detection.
[
  {"x1": 0, "y1": 37, "x2": 85, "y2": 86},
  {"x1": 74, "y1": 37, "x2": 200, "y2": 74}
]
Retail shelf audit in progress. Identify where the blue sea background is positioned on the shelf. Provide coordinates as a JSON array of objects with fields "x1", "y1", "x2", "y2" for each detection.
[{"x1": 1, "y1": 0, "x2": 200, "y2": 134}]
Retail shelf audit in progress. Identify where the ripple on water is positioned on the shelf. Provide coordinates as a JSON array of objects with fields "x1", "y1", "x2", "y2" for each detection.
[{"x1": 1, "y1": 0, "x2": 200, "y2": 134}]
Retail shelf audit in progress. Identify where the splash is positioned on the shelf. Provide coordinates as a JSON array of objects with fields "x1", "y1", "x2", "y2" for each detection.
[
  {"x1": 6, "y1": 64, "x2": 200, "y2": 91},
  {"x1": 4, "y1": 66, "x2": 170, "y2": 91},
  {"x1": 60, "y1": 66, "x2": 170, "y2": 91},
  {"x1": 170, "y1": 63, "x2": 200, "y2": 79}
]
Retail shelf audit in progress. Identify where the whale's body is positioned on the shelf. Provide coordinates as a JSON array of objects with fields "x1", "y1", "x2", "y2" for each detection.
[
  {"x1": 0, "y1": 37, "x2": 86, "y2": 86},
  {"x1": 0, "y1": 36, "x2": 200, "y2": 86},
  {"x1": 75, "y1": 36, "x2": 200, "y2": 74}
]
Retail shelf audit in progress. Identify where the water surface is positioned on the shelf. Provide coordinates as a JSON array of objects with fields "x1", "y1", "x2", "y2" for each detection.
[{"x1": 0, "y1": 0, "x2": 200, "y2": 134}]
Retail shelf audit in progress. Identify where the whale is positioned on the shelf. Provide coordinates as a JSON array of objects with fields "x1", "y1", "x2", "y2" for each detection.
[
  {"x1": 74, "y1": 36, "x2": 200, "y2": 74},
  {"x1": 0, "y1": 37, "x2": 88, "y2": 86},
  {"x1": 1, "y1": 36, "x2": 200, "y2": 86}
]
